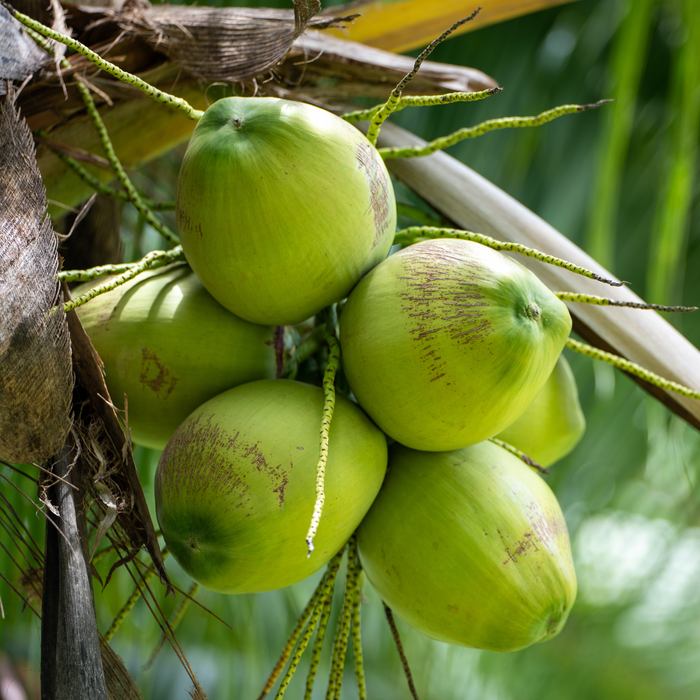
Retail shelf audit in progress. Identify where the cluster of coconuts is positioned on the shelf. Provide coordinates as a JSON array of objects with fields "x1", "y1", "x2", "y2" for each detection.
[{"x1": 78, "y1": 96, "x2": 585, "y2": 653}]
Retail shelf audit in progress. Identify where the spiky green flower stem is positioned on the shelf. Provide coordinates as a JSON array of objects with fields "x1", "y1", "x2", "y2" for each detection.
[
  {"x1": 365, "y1": 10, "x2": 481, "y2": 146},
  {"x1": 489, "y1": 438, "x2": 547, "y2": 475},
  {"x1": 273, "y1": 550, "x2": 344, "y2": 700},
  {"x1": 145, "y1": 582, "x2": 200, "y2": 670},
  {"x1": 325, "y1": 536, "x2": 359, "y2": 700},
  {"x1": 384, "y1": 603, "x2": 420, "y2": 700},
  {"x1": 303, "y1": 586, "x2": 334, "y2": 700},
  {"x1": 3, "y1": 2, "x2": 203, "y2": 120},
  {"x1": 566, "y1": 338, "x2": 700, "y2": 399},
  {"x1": 61, "y1": 247, "x2": 185, "y2": 312},
  {"x1": 305, "y1": 322, "x2": 341, "y2": 556},
  {"x1": 379, "y1": 100, "x2": 612, "y2": 159},
  {"x1": 103, "y1": 547, "x2": 168, "y2": 643},
  {"x1": 49, "y1": 147, "x2": 175, "y2": 211},
  {"x1": 342, "y1": 86, "x2": 502, "y2": 124},
  {"x1": 351, "y1": 569, "x2": 367, "y2": 700},
  {"x1": 70, "y1": 79, "x2": 179, "y2": 246},
  {"x1": 257, "y1": 572, "x2": 332, "y2": 700},
  {"x1": 555, "y1": 292, "x2": 697, "y2": 312},
  {"x1": 395, "y1": 226, "x2": 623, "y2": 287}
]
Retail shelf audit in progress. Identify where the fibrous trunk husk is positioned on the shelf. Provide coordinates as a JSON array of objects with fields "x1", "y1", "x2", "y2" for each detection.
[{"x1": 0, "y1": 85, "x2": 74, "y2": 463}]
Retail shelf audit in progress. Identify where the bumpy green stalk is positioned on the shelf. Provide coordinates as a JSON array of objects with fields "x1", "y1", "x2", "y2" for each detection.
[
  {"x1": 489, "y1": 438, "x2": 547, "y2": 475},
  {"x1": 555, "y1": 292, "x2": 697, "y2": 312},
  {"x1": 326, "y1": 537, "x2": 359, "y2": 700},
  {"x1": 3, "y1": 2, "x2": 203, "y2": 120},
  {"x1": 566, "y1": 338, "x2": 700, "y2": 399},
  {"x1": 103, "y1": 547, "x2": 169, "y2": 643},
  {"x1": 258, "y1": 573, "x2": 330, "y2": 700},
  {"x1": 305, "y1": 334, "x2": 341, "y2": 556},
  {"x1": 395, "y1": 226, "x2": 623, "y2": 287},
  {"x1": 51, "y1": 148, "x2": 175, "y2": 211},
  {"x1": 365, "y1": 10, "x2": 481, "y2": 146},
  {"x1": 379, "y1": 100, "x2": 612, "y2": 159},
  {"x1": 383, "y1": 603, "x2": 419, "y2": 700},
  {"x1": 351, "y1": 566, "x2": 367, "y2": 699},
  {"x1": 62, "y1": 247, "x2": 185, "y2": 311},
  {"x1": 73, "y1": 79, "x2": 179, "y2": 246},
  {"x1": 342, "y1": 86, "x2": 502, "y2": 124},
  {"x1": 303, "y1": 588, "x2": 334, "y2": 700},
  {"x1": 274, "y1": 550, "x2": 344, "y2": 700}
]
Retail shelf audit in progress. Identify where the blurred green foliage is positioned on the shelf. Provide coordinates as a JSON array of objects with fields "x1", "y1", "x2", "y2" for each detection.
[{"x1": 2, "y1": 0, "x2": 700, "y2": 698}]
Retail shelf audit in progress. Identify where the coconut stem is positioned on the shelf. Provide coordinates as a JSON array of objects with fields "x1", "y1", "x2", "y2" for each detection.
[
  {"x1": 305, "y1": 331, "x2": 341, "y2": 556},
  {"x1": 60, "y1": 246, "x2": 185, "y2": 311},
  {"x1": 351, "y1": 568, "x2": 367, "y2": 700},
  {"x1": 103, "y1": 546, "x2": 169, "y2": 643},
  {"x1": 3, "y1": 2, "x2": 204, "y2": 120},
  {"x1": 365, "y1": 10, "x2": 481, "y2": 146},
  {"x1": 71, "y1": 79, "x2": 180, "y2": 246},
  {"x1": 282, "y1": 326, "x2": 325, "y2": 380},
  {"x1": 44, "y1": 143, "x2": 175, "y2": 211},
  {"x1": 555, "y1": 292, "x2": 697, "y2": 312},
  {"x1": 342, "y1": 87, "x2": 502, "y2": 124},
  {"x1": 273, "y1": 551, "x2": 344, "y2": 700},
  {"x1": 326, "y1": 536, "x2": 359, "y2": 700},
  {"x1": 566, "y1": 337, "x2": 700, "y2": 399},
  {"x1": 489, "y1": 439, "x2": 548, "y2": 475},
  {"x1": 383, "y1": 603, "x2": 420, "y2": 700},
  {"x1": 258, "y1": 569, "x2": 330, "y2": 700},
  {"x1": 145, "y1": 582, "x2": 199, "y2": 670},
  {"x1": 395, "y1": 226, "x2": 623, "y2": 287},
  {"x1": 303, "y1": 584, "x2": 334, "y2": 700},
  {"x1": 379, "y1": 100, "x2": 613, "y2": 159}
]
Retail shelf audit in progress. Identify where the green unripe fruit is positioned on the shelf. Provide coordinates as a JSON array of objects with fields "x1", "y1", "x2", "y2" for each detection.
[
  {"x1": 357, "y1": 441, "x2": 577, "y2": 652},
  {"x1": 339, "y1": 239, "x2": 572, "y2": 451},
  {"x1": 177, "y1": 96, "x2": 396, "y2": 326},
  {"x1": 155, "y1": 379, "x2": 387, "y2": 594},
  {"x1": 496, "y1": 354, "x2": 586, "y2": 466},
  {"x1": 75, "y1": 263, "x2": 277, "y2": 450}
]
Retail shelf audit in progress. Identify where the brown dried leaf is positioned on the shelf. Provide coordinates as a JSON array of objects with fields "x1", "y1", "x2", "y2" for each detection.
[
  {"x1": 0, "y1": 86, "x2": 73, "y2": 463},
  {"x1": 113, "y1": 1, "x2": 358, "y2": 83}
]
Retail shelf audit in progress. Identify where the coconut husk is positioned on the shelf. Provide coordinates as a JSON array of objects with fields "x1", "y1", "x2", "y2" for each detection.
[{"x1": 0, "y1": 85, "x2": 74, "y2": 464}]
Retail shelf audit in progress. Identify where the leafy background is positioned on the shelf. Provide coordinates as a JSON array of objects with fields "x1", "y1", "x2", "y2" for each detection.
[{"x1": 2, "y1": 0, "x2": 700, "y2": 698}]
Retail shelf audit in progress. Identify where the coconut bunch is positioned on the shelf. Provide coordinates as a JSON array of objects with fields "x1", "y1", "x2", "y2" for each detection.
[
  {"x1": 73, "y1": 88, "x2": 590, "y2": 660},
  {"x1": 19, "y1": 3, "x2": 698, "y2": 686}
]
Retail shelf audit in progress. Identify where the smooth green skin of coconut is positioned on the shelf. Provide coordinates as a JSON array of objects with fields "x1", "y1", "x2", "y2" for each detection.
[
  {"x1": 177, "y1": 96, "x2": 396, "y2": 326},
  {"x1": 357, "y1": 441, "x2": 577, "y2": 652},
  {"x1": 75, "y1": 263, "x2": 277, "y2": 450},
  {"x1": 496, "y1": 354, "x2": 586, "y2": 467},
  {"x1": 339, "y1": 239, "x2": 573, "y2": 451},
  {"x1": 155, "y1": 379, "x2": 387, "y2": 594}
]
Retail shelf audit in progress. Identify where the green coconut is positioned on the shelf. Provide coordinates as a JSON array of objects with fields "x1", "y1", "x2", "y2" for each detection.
[
  {"x1": 177, "y1": 96, "x2": 396, "y2": 326},
  {"x1": 155, "y1": 379, "x2": 387, "y2": 594},
  {"x1": 357, "y1": 441, "x2": 577, "y2": 652},
  {"x1": 496, "y1": 354, "x2": 586, "y2": 466},
  {"x1": 339, "y1": 239, "x2": 572, "y2": 451},
  {"x1": 75, "y1": 262, "x2": 277, "y2": 450}
]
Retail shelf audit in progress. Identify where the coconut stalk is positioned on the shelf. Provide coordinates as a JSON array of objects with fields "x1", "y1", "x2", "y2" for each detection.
[{"x1": 376, "y1": 122, "x2": 700, "y2": 429}]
